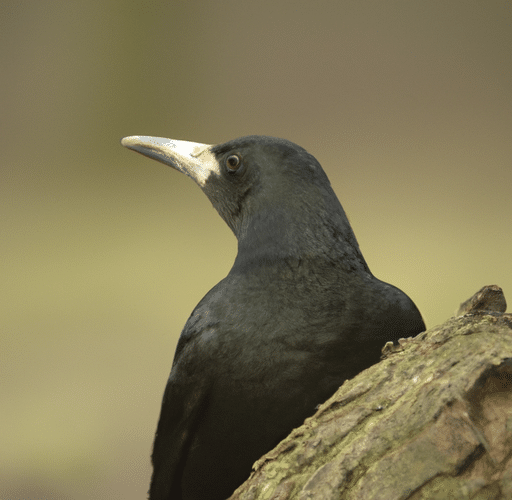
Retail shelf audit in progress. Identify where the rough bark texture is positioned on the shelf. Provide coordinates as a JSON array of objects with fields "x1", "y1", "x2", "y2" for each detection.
[{"x1": 229, "y1": 286, "x2": 512, "y2": 500}]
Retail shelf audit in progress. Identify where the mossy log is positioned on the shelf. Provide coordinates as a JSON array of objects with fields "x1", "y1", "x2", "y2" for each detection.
[{"x1": 230, "y1": 286, "x2": 512, "y2": 500}]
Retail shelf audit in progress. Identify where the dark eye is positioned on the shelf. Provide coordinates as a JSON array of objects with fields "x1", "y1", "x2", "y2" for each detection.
[{"x1": 226, "y1": 154, "x2": 241, "y2": 171}]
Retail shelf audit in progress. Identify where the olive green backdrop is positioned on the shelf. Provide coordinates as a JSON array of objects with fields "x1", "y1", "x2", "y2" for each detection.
[{"x1": 2, "y1": 1, "x2": 511, "y2": 498}]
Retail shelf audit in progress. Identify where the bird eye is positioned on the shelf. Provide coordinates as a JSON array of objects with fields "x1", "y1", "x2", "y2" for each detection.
[{"x1": 226, "y1": 154, "x2": 241, "y2": 171}]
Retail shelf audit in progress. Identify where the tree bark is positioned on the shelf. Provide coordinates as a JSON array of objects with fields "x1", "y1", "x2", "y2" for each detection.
[{"x1": 229, "y1": 286, "x2": 512, "y2": 500}]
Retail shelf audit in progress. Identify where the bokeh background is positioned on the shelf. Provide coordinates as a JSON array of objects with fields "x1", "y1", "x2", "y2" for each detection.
[{"x1": 2, "y1": 1, "x2": 511, "y2": 498}]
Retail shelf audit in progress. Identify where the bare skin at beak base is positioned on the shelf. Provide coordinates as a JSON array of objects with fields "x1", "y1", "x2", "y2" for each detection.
[{"x1": 121, "y1": 135, "x2": 219, "y2": 186}]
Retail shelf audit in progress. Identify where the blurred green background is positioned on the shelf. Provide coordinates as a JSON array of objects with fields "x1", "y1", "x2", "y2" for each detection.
[{"x1": 2, "y1": 1, "x2": 511, "y2": 498}]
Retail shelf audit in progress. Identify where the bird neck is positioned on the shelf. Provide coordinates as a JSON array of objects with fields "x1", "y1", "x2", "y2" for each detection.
[{"x1": 232, "y1": 205, "x2": 371, "y2": 274}]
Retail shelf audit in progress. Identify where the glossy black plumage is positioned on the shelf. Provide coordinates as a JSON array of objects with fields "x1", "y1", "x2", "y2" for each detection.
[{"x1": 121, "y1": 135, "x2": 425, "y2": 500}]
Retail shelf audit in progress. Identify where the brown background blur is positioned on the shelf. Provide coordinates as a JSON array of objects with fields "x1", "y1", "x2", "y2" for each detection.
[{"x1": 1, "y1": 1, "x2": 511, "y2": 498}]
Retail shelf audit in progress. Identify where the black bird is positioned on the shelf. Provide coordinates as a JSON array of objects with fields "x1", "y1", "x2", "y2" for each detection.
[{"x1": 121, "y1": 135, "x2": 425, "y2": 500}]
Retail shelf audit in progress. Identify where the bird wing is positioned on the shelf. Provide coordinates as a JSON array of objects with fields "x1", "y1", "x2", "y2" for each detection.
[{"x1": 149, "y1": 330, "x2": 211, "y2": 500}]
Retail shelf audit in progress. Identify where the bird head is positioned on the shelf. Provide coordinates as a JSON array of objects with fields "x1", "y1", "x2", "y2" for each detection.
[{"x1": 121, "y1": 135, "x2": 367, "y2": 268}]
